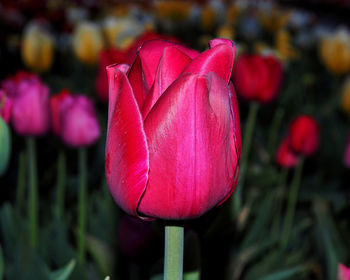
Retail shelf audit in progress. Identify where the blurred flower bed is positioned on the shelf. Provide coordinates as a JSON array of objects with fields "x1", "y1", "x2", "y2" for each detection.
[{"x1": 0, "y1": 0, "x2": 350, "y2": 279}]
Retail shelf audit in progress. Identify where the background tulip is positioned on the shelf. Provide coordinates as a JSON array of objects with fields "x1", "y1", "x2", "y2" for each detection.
[
  {"x1": 106, "y1": 38, "x2": 241, "y2": 220},
  {"x1": 233, "y1": 54, "x2": 283, "y2": 103},
  {"x1": 72, "y1": 21, "x2": 104, "y2": 65},
  {"x1": 319, "y1": 28, "x2": 350, "y2": 75},
  {"x1": 0, "y1": 89, "x2": 12, "y2": 123},
  {"x1": 338, "y1": 264, "x2": 350, "y2": 280},
  {"x1": 10, "y1": 74, "x2": 50, "y2": 136},
  {"x1": 21, "y1": 21, "x2": 54, "y2": 73},
  {"x1": 289, "y1": 115, "x2": 319, "y2": 156},
  {"x1": 59, "y1": 94, "x2": 101, "y2": 147},
  {"x1": 276, "y1": 137, "x2": 299, "y2": 168}
]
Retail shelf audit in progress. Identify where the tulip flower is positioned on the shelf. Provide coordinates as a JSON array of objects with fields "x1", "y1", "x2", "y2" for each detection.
[
  {"x1": 289, "y1": 115, "x2": 319, "y2": 156},
  {"x1": 233, "y1": 54, "x2": 283, "y2": 103},
  {"x1": 319, "y1": 28, "x2": 350, "y2": 75},
  {"x1": 7, "y1": 73, "x2": 50, "y2": 136},
  {"x1": 341, "y1": 76, "x2": 350, "y2": 115},
  {"x1": 52, "y1": 93, "x2": 101, "y2": 147},
  {"x1": 0, "y1": 89, "x2": 12, "y2": 123},
  {"x1": 96, "y1": 48, "x2": 128, "y2": 102},
  {"x1": 275, "y1": 137, "x2": 299, "y2": 168},
  {"x1": 338, "y1": 263, "x2": 350, "y2": 280},
  {"x1": 21, "y1": 21, "x2": 54, "y2": 73},
  {"x1": 72, "y1": 21, "x2": 104, "y2": 65},
  {"x1": 106, "y1": 38, "x2": 240, "y2": 220},
  {"x1": 344, "y1": 134, "x2": 350, "y2": 168},
  {"x1": 107, "y1": 38, "x2": 240, "y2": 279}
]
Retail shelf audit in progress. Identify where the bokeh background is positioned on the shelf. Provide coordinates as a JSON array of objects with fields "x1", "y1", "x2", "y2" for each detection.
[{"x1": 0, "y1": 0, "x2": 350, "y2": 279}]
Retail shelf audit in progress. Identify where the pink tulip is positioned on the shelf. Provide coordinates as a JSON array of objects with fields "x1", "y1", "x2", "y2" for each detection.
[
  {"x1": 6, "y1": 72, "x2": 50, "y2": 136},
  {"x1": 58, "y1": 94, "x2": 101, "y2": 147},
  {"x1": 338, "y1": 264, "x2": 350, "y2": 280},
  {"x1": 106, "y1": 38, "x2": 241, "y2": 220},
  {"x1": 345, "y1": 134, "x2": 350, "y2": 168},
  {"x1": 0, "y1": 90, "x2": 13, "y2": 123}
]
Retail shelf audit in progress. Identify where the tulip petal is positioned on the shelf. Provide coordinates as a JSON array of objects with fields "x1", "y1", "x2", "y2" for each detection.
[
  {"x1": 128, "y1": 56, "x2": 148, "y2": 108},
  {"x1": 142, "y1": 46, "x2": 192, "y2": 118},
  {"x1": 106, "y1": 66, "x2": 149, "y2": 218},
  {"x1": 139, "y1": 73, "x2": 238, "y2": 219},
  {"x1": 138, "y1": 39, "x2": 199, "y2": 89},
  {"x1": 182, "y1": 42, "x2": 235, "y2": 83}
]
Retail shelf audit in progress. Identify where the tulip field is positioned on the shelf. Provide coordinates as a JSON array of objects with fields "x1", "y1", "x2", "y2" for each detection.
[{"x1": 1, "y1": 1, "x2": 350, "y2": 280}]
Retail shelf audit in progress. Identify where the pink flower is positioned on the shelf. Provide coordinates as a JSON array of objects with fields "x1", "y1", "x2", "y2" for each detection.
[
  {"x1": 106, "y1": 38, "x2": 241, "y2": 220},
  {"x1": 345, "y1": 134, "x2": 350, "y2": 168},
  {"x1": 0, "y1": 90, "x2": 13, "y2": 123},
  {"x1": 338, "y1": 264, "x2": 350, "y2": 280},
  {"x1": 58, "y1": 94, "x2": 101, "y2": 147},
  {"x1": 6, "y1": 72, "x2": 50, "y2": 136}
]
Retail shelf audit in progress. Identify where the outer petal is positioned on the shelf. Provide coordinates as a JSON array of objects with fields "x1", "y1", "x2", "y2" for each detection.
[
  {"x1": 138, "y1": 39, "x2": 199, "y2": 89},
  {"x1": 182, "y1": 42, "x2": 235, "y2": 83},
  {"x1": 139, "y1": 73, "x2": 238, "y2": 219},
  {"x1": 106, "y1": 65, "x2": 149, "y2": 218},
  {"x1": 141, "y1": 46, "x2": 192, "y2": 118}
]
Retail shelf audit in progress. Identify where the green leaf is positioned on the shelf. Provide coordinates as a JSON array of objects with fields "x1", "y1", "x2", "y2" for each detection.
[
  {"x1": 0, "y1": 118, "x2": 11, "y2": 176},
  {"x1": 0, "y1": 245, "x2": 4, "y2": 280},
  {"x1": 49, "y1": 259, "x2": 76, "y2": 280},
  {"x1": 259, "y1": 265, "x2": 306, "y2": 280}
]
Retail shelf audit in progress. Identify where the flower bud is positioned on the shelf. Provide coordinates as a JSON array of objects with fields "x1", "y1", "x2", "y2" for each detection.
[
  {"x1": 289, "y1": 115, "x2": 319, "y2": 156},
  {"x1": 21, "y1": 21, "x2": 54, "y2": 73},
  {"x1": 319, "y1": 28, "x2": 350, "y2": 75},
  {"x1": 276, "y1": 137, "x2": 299, "y2": 168},
  {"x1": 72, "y1": 21, "x2": 104, "y2": 65}
]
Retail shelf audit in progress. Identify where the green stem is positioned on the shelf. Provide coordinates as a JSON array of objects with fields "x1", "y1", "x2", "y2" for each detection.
[
  {"x1": 280, "y1": 158, "x2": 304, "y2": 250},
  {"x1": 267, "y1": 108, "x2": 284, "y2": 161},
  {"x1": 56, "y1": 150, "x2": 66, "y2": 218},
  {"x1": 27, "y1": 137, "x2": 38, "y2": 248},
  {"x1": 16, "y1": 151, "x2": 26, "y2": 214},
  {"x1": 272, "y1": 168, "x2": 288, "y2": 236},
  {"x1": 233, "y1": 102, "x2": 259, "y2": 218},
  {"x1": 164, "y1": 225, "x2": 184, "y2": 280},
  {"x1": 78, "y1": 148, "x2": 87, "y2": 265}
]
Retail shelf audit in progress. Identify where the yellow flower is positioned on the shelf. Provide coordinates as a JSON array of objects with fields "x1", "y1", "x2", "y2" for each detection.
[
  {"x1": 102, "y1": 17, "x2": 143, "y2": 49},
  {"x1": 275, "y1": 29, "x2": 298, "y2": 62},
  {"x1": 217, "y1": 24, "x2": 235, "y2": 40},
  {"x1": 155, "y1": 1, "x2": 191, "y2": 22},
  {"x1": 72, "y1": 21, "x2": 104, "y2": 65},
  {"x1": 259, "y1": 7, "x2": 290, "y2": 33},
  {"x1": 320, "y1": 29, "x2": 350, "y2": 75},
  {"x1": 21, "y1": 22, "x2": 54, "y2": 72},
  {"x1": 341, "y1": 77, "x2": 350, "y2": 114}
]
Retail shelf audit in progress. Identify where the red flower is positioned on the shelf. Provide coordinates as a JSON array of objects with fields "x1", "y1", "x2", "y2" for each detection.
[
  {"x1": 289, "y1": 115, "x2": 319, "y2": 156},
  {"x1": 106, "y1": 38, "x2": 241, "y2": 220},
  {"x1": 95, "y1": 48, "x2": 128, "y2": 102},
  {"x1": 233, "y1": 54, "x2": 283, "y2": 103},
  {"x1": 276, "y1": 137, "x2": 299, "y2": 168},
  {"x1": 4, "y1": 71, "x2": 50, "y2": 136}
]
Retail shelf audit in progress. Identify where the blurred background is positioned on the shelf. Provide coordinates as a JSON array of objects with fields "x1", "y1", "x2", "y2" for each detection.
[{"x1": 0, "y1": 0, "x2": 350, "y2": 279}]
